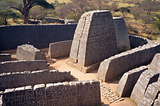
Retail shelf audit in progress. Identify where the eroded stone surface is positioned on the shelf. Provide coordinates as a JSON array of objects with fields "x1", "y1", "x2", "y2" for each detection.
[
  {"x1": 0, "y1": 54, "x2": 11, "y2": 62},
  {"x1": 131, "y1": 70, "x2": 159, "y2": 104},
  {"x1": 16, "y1": 44, "x2": 46, "y2": 60}
]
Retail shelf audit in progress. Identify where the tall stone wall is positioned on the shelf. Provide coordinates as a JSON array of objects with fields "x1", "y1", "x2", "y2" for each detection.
[
  {"x1": 113, "y1": 17, "x2": 130, "y2": 52},
  {"x1": 0, "y1": 24, "x2": 77, "y2": 51},
  {"x1": 0, "y1": 60, "x2": 47, "y2": 74},
  {"x1": 48, "y1": 40, "x2": 72, "y2": 58},
  {"x1": 0, "y1": 70, "x2": 72, "y2": 90},
  {"x1": 69, "y1": 10, "x2": 118, "y2": 67},
  {"x1": 129, "y1": 35, "x2": 148, "y2": 49},
  {"x1": 16, "y1": 44, "x2": 46, "y2": 60},
  {"x1": 2, "y1": 79, "x2": 101, "y2": 106},
  {"x1": 98, "y1": 42, "x2": 160, "y2": 82},
  {"x1": 0, "y1": 54, "x2": 11, "y2": 62}
]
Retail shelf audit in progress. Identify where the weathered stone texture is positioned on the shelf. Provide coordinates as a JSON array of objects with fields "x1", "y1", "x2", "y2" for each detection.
[
  {"x1": 0, "y1": 60, "x2": 47, "y2": 73},
  {"x1": 98, "y1": 42, "x2": 160, "y2": 82},
  {"x1": 131, "y1": 70, "x2": 159, "y2": 104},
  {"x1": 16, "y1": 44, "x2": 46, "y2": 60},
  {"x1": 0, "y1": 54, "x2": 11, "y2": 62},
  {"x1": 148, "y1": 53, "x2": 160, "y2": 73},
  {"x1": 48, "y1": 40, "x2": 72, "y2": 58},
  {"x1": 2, "y1": 79, "x2": 101, "y2": 106},
  {"x1": 117, "y1": 66, "x2": 148, "y2": 97},
  {"x1": 129, "y1": 35, "x2": 148, "y2": 49},
  {"x1": 69, "y1": 10, "x2": 118, "y2": 67},
  {"x1": 0, "y1": 70, "x2": 72, "y2": 90},
  {"x1": 138, "y1": 82, "x2": 160, "y2": 106},
  {"x1": 113, "y1": 17, "x2": 130, "y2": 52}
]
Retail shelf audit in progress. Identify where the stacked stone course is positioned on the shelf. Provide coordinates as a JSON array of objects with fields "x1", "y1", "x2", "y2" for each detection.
[
  {"x1": 48, "y1": 40, "x2": 72, "y2": 58},
  {"x1": 2, "y1": 79, "x2": 101, "y2": 106},
  {"x1": 0, "y1": 54, "x2": 11, "y2": 62},
  {"x1": 0, "y1": 60, "x2": 47, "y2": 74},
  {"x1": 0, "y1": 69, "x2": 72, "y2": 90},
  {"x1": 16, "y1": 44, "x2": 46, "y2": 60},
  {"x1": 98, "y1": 42, "x2": 160, "y2": 82}
]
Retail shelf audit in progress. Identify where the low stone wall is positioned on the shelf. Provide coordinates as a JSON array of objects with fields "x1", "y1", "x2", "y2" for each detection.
[
  {"x1": 98, "y1": 42, "x2": 160, "y2": 82},
  {"x1": 16, "y1": 44, "x2": 46, "y2": 60},
  {"x1": 0, "y1": 70, "x2": 72, "y2": 90},
  {"x1": 131, "y1": 70, "x2": 159, "y2": 104},
  {"x1": 48, "y1": 40, "x2": 72, "y2": 58},
  {"x1": 117, "y1": 66, "x2": 148, "y2": 97},
  {"x1": 2, "y1": 79, "x2": 101, "y2": 106},
  {"x1": 129, "y1": 35, "x2": 148, "y2": 49},
  {"x1": 0, "y1": 54, "x2": 11, "y2": 62},
  {"x1": 138, "y1": 81, "x2": 160, "y2": 106},
  {"x1": 0, "y1": 60, "x2": 47, "y2": 74}
]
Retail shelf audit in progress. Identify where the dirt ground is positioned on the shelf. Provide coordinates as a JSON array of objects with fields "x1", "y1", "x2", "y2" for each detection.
[{"x1": 0, "y1": 48, "x2": 137, "y2": 106}]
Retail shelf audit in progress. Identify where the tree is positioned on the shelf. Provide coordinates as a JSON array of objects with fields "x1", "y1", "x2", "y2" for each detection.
[
  {"x1": 10, "y1": 0, "x2": 54, "y2": 24},
  {"x1": 119, "y1": 7, "x2": 130, "y2": 18},
  {"x1": 130, "y1": 8, "x2": 145, "y2": 22},
  {"x1": 0, "y1": 9, "x2": 21, "y2": 25},
  {"x1": 109, "y1": 4, "x2": 118, "y2": 14},
  {"x1": 145, "y1": 27, "x2": 153, "y2": 40},
  {"x1": 92, "y1": 0, "x2": 104, "y2": 10},
  {"x1": 140, "y1": 2, "x2": 160, "y2": 16},
  {"x1": 140, "y1": 15, "x2": 151, "y2": 31},
  {"x1": 72, "y1": 0, "x2": 89, "y2": 13}
]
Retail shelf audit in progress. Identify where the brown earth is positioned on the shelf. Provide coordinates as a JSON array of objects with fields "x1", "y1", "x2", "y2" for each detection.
[{"x1": 0, "y1": 48, "x2": 137, "y2": 106}]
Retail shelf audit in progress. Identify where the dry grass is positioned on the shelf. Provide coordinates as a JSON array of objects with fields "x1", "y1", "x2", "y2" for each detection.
[{"x1": 47, "y1": 0, "x2": 71, "y2": 3}]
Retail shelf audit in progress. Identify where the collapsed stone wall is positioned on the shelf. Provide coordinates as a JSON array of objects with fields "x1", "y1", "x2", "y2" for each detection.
[
  {"x1": 48, "y1": 40, "x2": 72, "y2": 58},
  {"x1": 0, "y1": 24, "x2": 77, "y2": 51},
  {"x1": 0, "y1": 60, "x2": 47, "y2": 74},
  {"x1": 2, "y1": 79, "x2": 101, "y2": 106},
  {"x1": 98, "y1": 42, "x2": 160, "y2": 82},
  {"x1": 129, "y1": 35, "x2": 148, "y2": 49},
  {"x1": 0, "y1": 70, "x2": 72, "y2": 90},
  {"x1": 0, "y1": 54, "x2": 11, "y2": 62}
]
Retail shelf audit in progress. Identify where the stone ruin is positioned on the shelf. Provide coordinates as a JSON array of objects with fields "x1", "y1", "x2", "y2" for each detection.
[{"x1": 1, "y1": 9, "x2": 160, "y2": 106}]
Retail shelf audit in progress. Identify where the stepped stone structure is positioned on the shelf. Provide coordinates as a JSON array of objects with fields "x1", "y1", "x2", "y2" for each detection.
[
  {"x1": 131, "y1": 70, "x2": 159, "y2": 104},
  {"x1": 16, "y1": 44, "x2": 46, "y2": 60},
  {"x1": 138, "y1": 82, "x2": 160, "y2": 106},
  {"x1": 0, "y1": 60, "x2": 47, "y2": 74},
  {"x1": 48, "y1": 40, "x2": 72, "y2": 58},
  {"x1": 113, "y1": 17, "x2": 130, "y2": 52},
  {"x1": 0, "y1": 53, "x2": 11, "y2": 62},
  {"x1": 117, "y1": 66, "x2": 148, "y2": 97},
  {"x1": 67, "y1": 10, "x2": 118, "y2": 72},
  {"x1": 98, "y1": 42, "x2": 160, "y2": 82},
  {"x1": 148, "y1": 53, "x2": 160, "y2": 73},
  {"x1": 2, "y1": 79, "x2": 101, "y2": 106}
]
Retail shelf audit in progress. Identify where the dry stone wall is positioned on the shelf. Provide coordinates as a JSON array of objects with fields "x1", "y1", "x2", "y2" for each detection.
[
  {"x1": 138, "y1": 81, "x2": 160, "y2": 106},
  {"x1": 16, "y1": 44, "x2": 46, "y2": 60},
  {"x1": 48, "y1": 40, "x2": 72, "y2": 58},
  {"x1": 0, "y1": 24, "x2": 77, "y2": 51},
  {"x1": 117, "y1": 66, "x2": 148, "y2": 97},
  {"x1": 2, "y1": 79, "x2": 101, "y2": 106},
  {"x1": 98, "y1": 42, "x2": 160, "y2": 82},
  {"x1": 148, "y1": 53, "x2": 160, "y2": 73},
  {"x1": 153, "y1": 94, "x2": 160, "y2": 106},
  {"x1": 131, "y1": 70, "x2": 159, "y2": 104},
  {"x1": 129, "y1": 35, "x2": 148, "y2": 49},
  {"x1": 0, "y1": 54, "x2": 11, "y2": 62},
  {"x1": 113, "y1": 17, "x2": 130, "y2": 52},
  {"x1": 0, "y1": 70, "x2": 72, "y2": 90},
  {"x1": 0, "y1": 60, "x2": 47, "y2": 74},
  {"x1": 69, "y1": 10, "x2": 118, "y2": 67}
]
